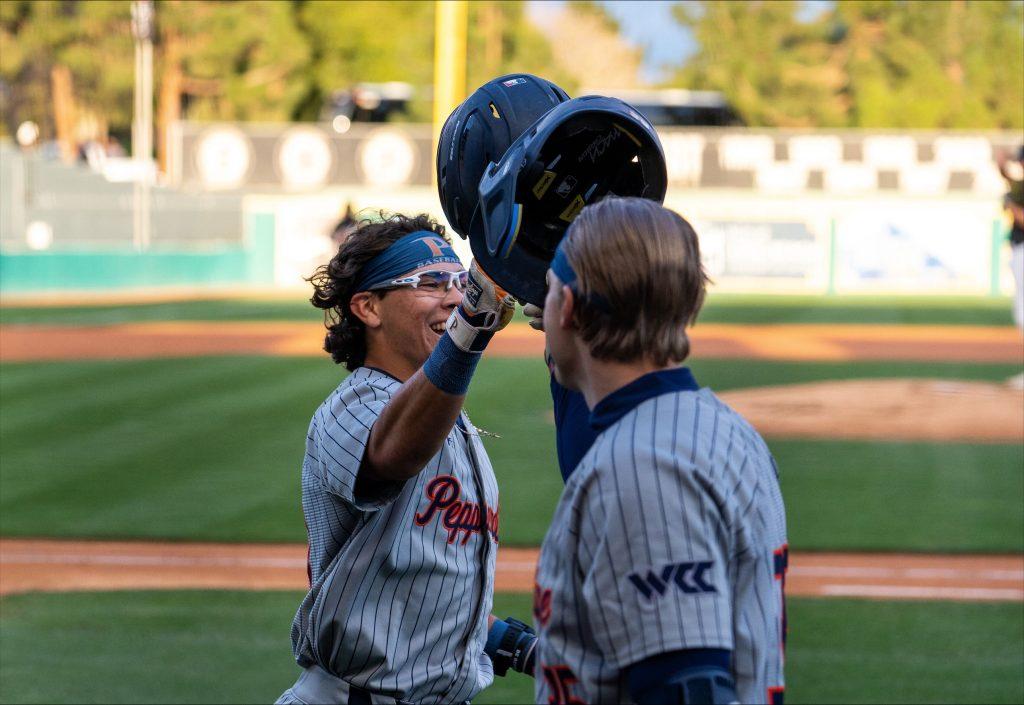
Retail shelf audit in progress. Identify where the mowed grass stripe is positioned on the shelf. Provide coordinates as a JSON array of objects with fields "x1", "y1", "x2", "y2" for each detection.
[
  {"x1": 0, "y1": 591, "x2": 1020, "y2": 704},
  {"x1": 1, "y1": 293, "x2": 1016, "y2": 326},
  {"x1": 1, "y1": 357, "x2": 1021, "y2": 550}
]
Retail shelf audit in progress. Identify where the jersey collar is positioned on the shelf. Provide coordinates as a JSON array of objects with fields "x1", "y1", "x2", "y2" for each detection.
[{"x1": 589, "y1": 367, "x2": 700, "y2": 433}]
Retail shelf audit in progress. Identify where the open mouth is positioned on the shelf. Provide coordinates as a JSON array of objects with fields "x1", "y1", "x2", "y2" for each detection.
[{"x1": 429, "y1": 322, "x2": 446, "y2": 336}]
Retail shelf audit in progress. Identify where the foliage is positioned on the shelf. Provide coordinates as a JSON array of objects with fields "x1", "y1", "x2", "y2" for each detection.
[
  {"x1": 466, "y1": 2, "x2": 577, "y2": 97},
  {"x1": 669, "y1": 0, "x2": 1024, "y2": 128},
  {"x1": 0, "y1": 1, "x2": 134, "y2": 137},
  {"x1": 0, "y1": 0, "x2": 576, "y2": 136},
  {"x1": 5, "y1": 0, "x2": 1020, "y2": 134},
  {"x1": 538, "y1": 0, "x2": 643, "y2": 90},
  {"x1": 159, "y1": 0, "x2": 312, "y2": 123}
]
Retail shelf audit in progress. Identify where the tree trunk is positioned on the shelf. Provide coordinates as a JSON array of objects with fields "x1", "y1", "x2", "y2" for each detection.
[
  {"x1": 157, "y1": 27, "x2": 183, "y2": 175},
  {"x1": 50, "y1": 65, "x2": 76, "y2": 164}
]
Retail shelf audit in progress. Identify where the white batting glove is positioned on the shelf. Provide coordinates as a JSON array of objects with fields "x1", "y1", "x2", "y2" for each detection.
[{"x1": 446, "y1": 260, "x2": 516, "y2": 353}]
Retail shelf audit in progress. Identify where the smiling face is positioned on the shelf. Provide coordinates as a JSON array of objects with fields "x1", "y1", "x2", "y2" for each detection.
[{"x1": 364, "y1": 261, "x2": 465, "y2": 376}]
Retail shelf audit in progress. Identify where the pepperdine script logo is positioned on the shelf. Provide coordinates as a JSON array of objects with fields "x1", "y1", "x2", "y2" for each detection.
[{"x1": 414, "y1": 474, "x2": 499, "y2": 545}]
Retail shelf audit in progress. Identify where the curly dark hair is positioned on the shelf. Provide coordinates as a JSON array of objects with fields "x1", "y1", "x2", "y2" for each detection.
[{"x1": 308, "y1": 211, "x2": 449, "y2": 370}]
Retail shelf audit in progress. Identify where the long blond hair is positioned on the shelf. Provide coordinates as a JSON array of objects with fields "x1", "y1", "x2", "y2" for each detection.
[{"x1": 560, "y1": 197, "x2": 709, "y2": 365}]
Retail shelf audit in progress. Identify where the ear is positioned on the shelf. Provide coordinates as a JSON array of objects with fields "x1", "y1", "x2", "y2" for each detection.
[
  {"x1": 348, "y1": 292, "x2": 382, "y2": 329},
  {"x1": 558, "y1": 285, "x2": 576, "y2": 329}
]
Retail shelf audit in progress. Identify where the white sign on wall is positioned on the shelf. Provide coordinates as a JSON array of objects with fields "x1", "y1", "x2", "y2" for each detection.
[
  {"x1": 195, "y1": 127, "x2": 251, "y2": 190},
  {"x1": 834, "y1": 211, "x2": 991, "y2": 292},
  {"x1": 695, "y1": 220, "x2": 821, "y2": 281},
  {"x1": 357, "y1": 129, "x2": 417, "y2": 187},
  {"x1": 276, "y1": 127, "x2": 333, "y2": 191}
]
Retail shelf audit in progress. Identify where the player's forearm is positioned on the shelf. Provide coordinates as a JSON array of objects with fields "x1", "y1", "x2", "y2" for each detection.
[{"x1": 363, "y1": 365, "x2": 465, "y2": 482}]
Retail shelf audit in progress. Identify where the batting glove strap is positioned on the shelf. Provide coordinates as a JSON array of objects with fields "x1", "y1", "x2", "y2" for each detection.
[
  {"x1": 485, "y1": 618, "x2": 537, "y2": 678},
  {"x1": 445, "y1": 307, "x2": 496, "y2": 353}
]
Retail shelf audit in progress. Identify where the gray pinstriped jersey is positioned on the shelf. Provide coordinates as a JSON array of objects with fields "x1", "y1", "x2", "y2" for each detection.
[
  {"x1": 534, "y1": 387, "x2": 787, "y2": 705},
  {"x1": 288, "y1": 367, "x2": 500, "y2": 704}
]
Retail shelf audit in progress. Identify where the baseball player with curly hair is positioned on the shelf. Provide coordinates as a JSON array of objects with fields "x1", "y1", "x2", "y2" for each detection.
[
  {"x1": 531, "y1": 197, "x2": 789, "y2": 705},
  {"x1": 276, "y1": 212, "x2": 536, "y2": 704}
]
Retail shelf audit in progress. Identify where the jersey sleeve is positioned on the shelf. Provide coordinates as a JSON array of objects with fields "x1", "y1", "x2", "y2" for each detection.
[
  {"x1": 309, "y1": 376, "x2": 407, "y2": 511},
  {"x1": 574, "y1": 436, "x2": 734, "y2": 668}
]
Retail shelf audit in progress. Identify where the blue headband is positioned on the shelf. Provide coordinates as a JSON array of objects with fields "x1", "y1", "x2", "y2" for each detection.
[
  {"x1": 549, "y1": 239, "x2": 611, "y2": 312},
  {"x1": 354, "y1": 230, "x2": 462, "y2": 293},
  {"x1": 549, "y1": 241, "x2": 577, "y2": 286}
]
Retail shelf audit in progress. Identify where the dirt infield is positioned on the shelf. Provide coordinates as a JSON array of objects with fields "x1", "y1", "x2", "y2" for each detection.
[
  {"x1": 3, "y1": 321, "x2": 1020, "y2": 443},
  {"x1": 720, "y1": 378, "x2": 1024, "y2": 442},
  {"x1": 2, "y1": 321, "x2": 1022, "y2": 363},
  {"x1": 1, "y1": 539, "x2": 1020, "y2": 602}
]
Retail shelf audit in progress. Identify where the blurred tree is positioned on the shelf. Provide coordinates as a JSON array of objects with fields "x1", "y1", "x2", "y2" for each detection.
[
  {"x1": 530, "y1": 0, "x2": 641, "y2": 92},
  {"x1": 466, "y1": 1, "x2": 577, "y2": 95},
  {"x1": 0, "y1": 1, "x2": 134, "y2": 142},
  {"x1": 1, "y1": 1, "x2": 313, "y2": 153},
  {"x1": 154, "y1": 1, "x2": 312, "y2": 168},
  {"x1": 668, "y1": 0, "x2": 1024, "y2": 129},
  {"x1": 295, "y1": 1, "x2": 573, "y2": 122},
  {"x1": 832, "y1": 0, "x2": 1023, "y2": 129},
  {"x1": 157, "y1": 0, "x2": 311, "y2": 122},
  {"x1": 296, "y1": 0, "x2": 434, "y2": 121},
  {"x1": 668, "y1": 1, "x2": 845, "y2": 127}
]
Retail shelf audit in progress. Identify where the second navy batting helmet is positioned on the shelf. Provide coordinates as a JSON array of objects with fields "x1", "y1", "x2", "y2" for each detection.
[
  {"x1": 437, "y1": 74, "x2": 570, "y2": 239},
  {"x1": 474, "y1": 95, "x2": 668, "y2": 306}
]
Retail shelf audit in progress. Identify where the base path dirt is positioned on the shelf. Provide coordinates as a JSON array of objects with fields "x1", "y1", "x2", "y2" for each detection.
[
  {"x1": 1, "y1": 539, "x2": 1021, "y2": 602},
  {"x1": 2, "y1": 321, "x2": 1022, "y2": 363},
  {"x1": 719, "y1": 378, "x2": 1024, "y2": 442}
]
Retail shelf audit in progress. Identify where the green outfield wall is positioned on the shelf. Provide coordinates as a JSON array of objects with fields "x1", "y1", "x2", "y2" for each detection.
[{"x1": 0, "y1": 213, "x2": 275, "y2": 293}]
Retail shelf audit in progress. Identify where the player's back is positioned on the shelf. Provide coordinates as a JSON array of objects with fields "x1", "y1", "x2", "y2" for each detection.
[{"x1": 535, "y1": 383, "x2": 788, "y2": 705}]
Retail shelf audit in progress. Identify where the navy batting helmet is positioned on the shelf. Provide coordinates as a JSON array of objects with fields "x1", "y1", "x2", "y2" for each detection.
[
  {"x1": 475, "y1": 95, "x2": 668, "y2": 306},
  {"x1": 437, "y1": 74, "x2": 570, "y2": 239}
]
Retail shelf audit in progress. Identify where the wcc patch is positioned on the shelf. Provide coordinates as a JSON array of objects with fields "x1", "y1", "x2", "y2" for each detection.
[{"x1": 627, "y1": 561, "x2": 717, "y2": 599}]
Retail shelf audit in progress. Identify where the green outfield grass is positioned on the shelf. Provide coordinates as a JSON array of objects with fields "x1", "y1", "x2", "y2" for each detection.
[
  {"x1": 1, "y1": 357, "x2": 1021, "y2": 551},
  {"x1": 0, "y1": 590, "x2": 1020, "y2": 704},
  {"x1": 1, "y1": 293, "x2": 1016, "y2": 326}
]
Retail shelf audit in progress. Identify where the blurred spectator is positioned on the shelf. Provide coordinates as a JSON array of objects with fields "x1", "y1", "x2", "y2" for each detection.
[
  {"x1": 997, "y1": 146, "x2": 1024, "y2": 388},
  {"x1": 78, "y1": 139, "x2": 106, "y2": 170},
  {"x1": 329, "y1": 203, "x2": 359, "y2": 248},
  {"x1": 105, "y1": 137, "x2": 126, "y2": 158}
]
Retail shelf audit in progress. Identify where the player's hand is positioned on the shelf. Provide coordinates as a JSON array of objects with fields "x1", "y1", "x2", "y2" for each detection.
[
  {"x1": 484, "y1": 617, "x2": 537, "y2": 678},
  {"x1": 446, "y1": 260, "x2": 515, "y2": 352},
  {"x1": 522, "y1": 303, "x2": 544, "y2": 331}
]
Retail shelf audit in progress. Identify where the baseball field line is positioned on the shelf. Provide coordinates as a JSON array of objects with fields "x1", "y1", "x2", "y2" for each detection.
[
  {"x1": 1, "y1": 539, "x2": 1021, "y2": 602},
  {"x1": 2, "y1": 321, "x2": 1022, "y2": 362}
]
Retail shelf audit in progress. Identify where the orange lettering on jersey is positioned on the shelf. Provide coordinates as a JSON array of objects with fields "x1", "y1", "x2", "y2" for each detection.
[
  {"x1": 533, "y1": 582, "x2": 553, "y2": 628},
  {"x1": 414, "y1": 474, "x2": 499, "y2": 545}
]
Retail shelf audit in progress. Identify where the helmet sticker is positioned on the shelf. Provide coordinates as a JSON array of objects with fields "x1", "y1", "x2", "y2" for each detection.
[
  {"x1": 559, "y1": 194, "x2": 586, "y2": 222},
  {"x1": 532, "y1": 170, "x2": 557, "y2": 199},
  {"x1": 555, "y1": 175, "x2": 577, "y2": 198},
  {"x1": 503, "y1": 78, "x2": 528, "y2": 87}
]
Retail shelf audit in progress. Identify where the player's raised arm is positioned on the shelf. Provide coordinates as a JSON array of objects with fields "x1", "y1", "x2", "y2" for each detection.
[{"x1": 362, "y1": 260, "x2": 514, "y2": 483}]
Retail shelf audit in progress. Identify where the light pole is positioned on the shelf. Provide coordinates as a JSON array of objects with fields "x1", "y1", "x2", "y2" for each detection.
[
  {"x1": 432, "y1": 1, "x2": 467, "y2": 183},
  {"x1": 131, "y1": 0, "x2": 154, "y2": 251}
]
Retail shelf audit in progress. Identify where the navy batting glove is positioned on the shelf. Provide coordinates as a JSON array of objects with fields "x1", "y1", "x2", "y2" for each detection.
[{"x1": 485, "y1": 617, "x2": 537, "y2": 677}]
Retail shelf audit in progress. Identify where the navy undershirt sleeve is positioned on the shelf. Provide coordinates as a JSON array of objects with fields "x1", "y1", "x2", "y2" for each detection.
[
  {"x1": 550, "y1": 376, "x2": 597, "y2": 482},
  {"x1": 626, "y1": 649, "x2": 732, "y2": 704}
]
